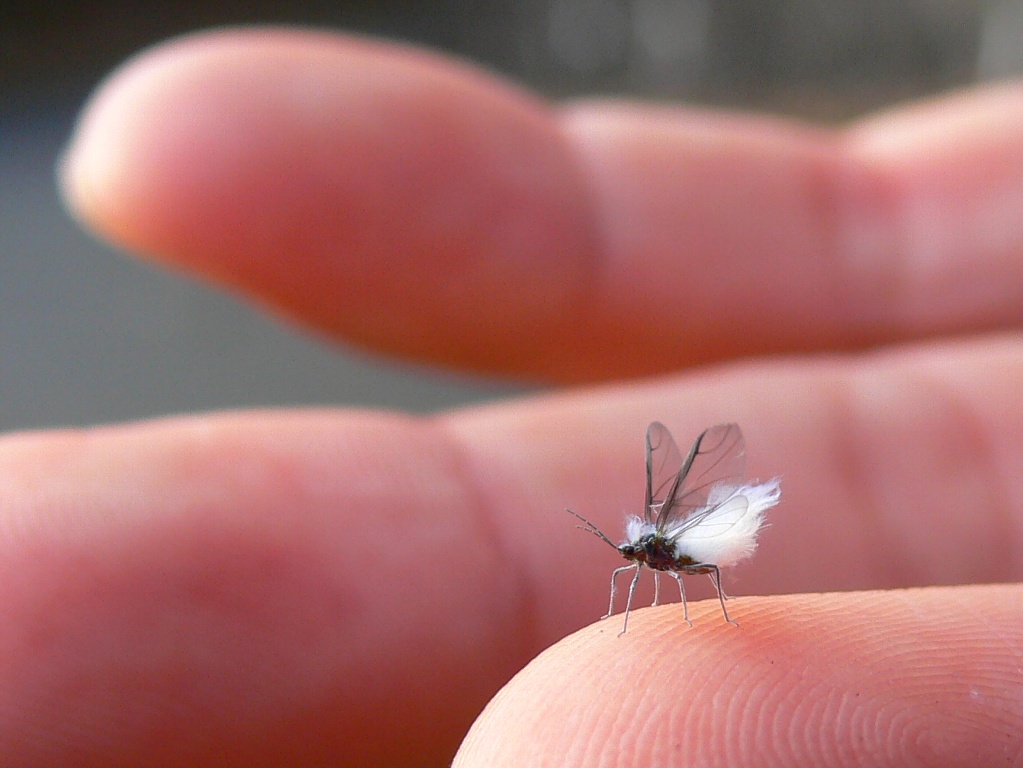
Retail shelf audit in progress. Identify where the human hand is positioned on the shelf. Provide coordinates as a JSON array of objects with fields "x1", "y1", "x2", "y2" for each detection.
[{"x1": 5, "y1": 27, "x2": 1020, "y2": 766}]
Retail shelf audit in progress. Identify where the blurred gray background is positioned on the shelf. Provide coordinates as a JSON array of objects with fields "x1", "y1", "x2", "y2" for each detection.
[{"x1": 3, "y1": 1, "x2": 1023, "y2": 432}]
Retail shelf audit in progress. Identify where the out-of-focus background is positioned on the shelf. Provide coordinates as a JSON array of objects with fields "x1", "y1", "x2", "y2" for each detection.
[{"x1": 3, "y1": 2, "x2": 1023, "y2": 431}]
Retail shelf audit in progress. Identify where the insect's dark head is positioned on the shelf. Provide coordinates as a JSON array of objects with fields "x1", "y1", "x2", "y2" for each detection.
[{"x1": 618, "y1": 542, "x2": 645, "y2": 563}]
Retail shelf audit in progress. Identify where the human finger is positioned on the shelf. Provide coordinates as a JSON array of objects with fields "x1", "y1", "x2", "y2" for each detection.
[
  {"x1": 454, "y1": 586, "x2": 1023, "y2": 767},
  {"x1": 60, "y1": 29, "x2": 1023, "y2": 381},
  {"x1": 1, "y1": 335, "x2": 1021, "y2": 764},
  {"x1": 446, "y1": 332, "x2": 1023, "y2": 622},
  {"x1": 0, "y1": 412, "x2": 530, "y2": 766}
]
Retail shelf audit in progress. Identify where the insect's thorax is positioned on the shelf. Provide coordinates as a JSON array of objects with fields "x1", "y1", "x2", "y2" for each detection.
[{"x1": 620, "y1": 532, "x2": 700, "y2": 571}]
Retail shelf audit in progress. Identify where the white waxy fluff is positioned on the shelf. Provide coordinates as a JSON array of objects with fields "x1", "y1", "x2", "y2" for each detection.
[
  {"x1": 668, "y1": 479, "x2": 781, "y2": 567},
  {"x1": 624, "y1": 515, "x2": 655, "y2": 544}
]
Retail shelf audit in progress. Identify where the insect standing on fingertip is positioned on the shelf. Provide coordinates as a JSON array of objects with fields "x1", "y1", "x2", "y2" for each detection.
[{"x1": 567, "y1": 422, "x2": 780, "y2": 635}]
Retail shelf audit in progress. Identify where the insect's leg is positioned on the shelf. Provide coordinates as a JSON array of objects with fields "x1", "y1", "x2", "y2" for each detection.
[
  {"x1": 619, "y1": 564, "x2": 643, "y2": 636},
  {"x1": 652, "y1": 571, "x2": 661, "y2": 606},
  {"x1": 669, "y1": 572, "x2": 692, "y2": 626},
  {"x1": 604, "y1": 564, "x2": 637, "y2": 619},
  {"x1": 709, "y1": 565, "x2": 738, "y2": 626},
  {"x1": 708, "y1": 572, "x2": 732, "y2": 600}
]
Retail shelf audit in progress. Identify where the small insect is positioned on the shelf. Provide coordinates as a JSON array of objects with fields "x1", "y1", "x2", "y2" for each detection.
[{"x1": 568, "y1": 422, "x2": 780, "y2": 635}]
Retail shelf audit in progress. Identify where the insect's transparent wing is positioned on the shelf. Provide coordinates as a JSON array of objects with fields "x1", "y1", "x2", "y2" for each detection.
[
  {"x1": 655, "y1": 423, "x2": 746, "y2": 530},
  {"x1": 665, "y1": 492, "x2": 748, "y2": 541},
  {"x1": 645, "y1": 422, "x2": 685, "y2": 523}
]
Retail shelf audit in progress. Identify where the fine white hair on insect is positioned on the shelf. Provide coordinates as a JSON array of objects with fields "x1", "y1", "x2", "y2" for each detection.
[{"x1": 567, "y1": 422, "x2": 780, "y2": 635}]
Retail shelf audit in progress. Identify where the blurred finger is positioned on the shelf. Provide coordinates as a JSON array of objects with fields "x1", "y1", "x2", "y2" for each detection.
[
  {"x1": 446, "y1": 333, "x2": 1023, "y2": 630},
  {"x1": 0, "y1": 413, "x2": 530, "y2": 766},
  {"x1": 1, "y1": 334, "x2": 1021, "y2": 763},
  {"x1": 60, "y1": 30, "x2": 1023, "y2": 381}
]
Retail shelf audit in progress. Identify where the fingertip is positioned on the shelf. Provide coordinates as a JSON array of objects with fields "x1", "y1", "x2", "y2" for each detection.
[
  {"x1": 59, "y1": 29, "x2": 245, "y2": 250},
  {"x1": 58, "y1": 27, "x2": 597, "y2": 378},
  {"x1": 455, "y1": 587, "x2": 1023, "y2": 767},
  {"x1": 455, "y1": 601, "x2": 741, "y2": 766},
  {"x1": 57, "y1": 45, "x2": 147, "y2": 242}
]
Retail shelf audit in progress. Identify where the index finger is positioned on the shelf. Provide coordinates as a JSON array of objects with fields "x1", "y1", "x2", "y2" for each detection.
[
  {"x1": 454, "y1": 587, "x2": 1023, "y2": 767},
  {"x1": 1, "y1": 335, "x2": 1021, "y2": 764},
  {"x1": 60, "y1": 29, "x2": 1023, "y2": 382}
]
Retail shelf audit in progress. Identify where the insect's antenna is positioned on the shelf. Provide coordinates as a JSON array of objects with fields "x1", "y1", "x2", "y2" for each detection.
[{"x1": 565, "y1": 508, "x2": 617, "y2": 549}]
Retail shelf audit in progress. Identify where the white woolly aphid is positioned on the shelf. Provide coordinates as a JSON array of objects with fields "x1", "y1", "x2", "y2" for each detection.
[{"x1": 568, "y1": 422, "x2": 782, "y2": 633}]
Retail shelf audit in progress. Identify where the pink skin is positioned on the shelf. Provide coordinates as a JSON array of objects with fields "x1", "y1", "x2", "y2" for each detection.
[{"x1": 0, "y1": 26, "x2": 1016, "y2": 766}]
